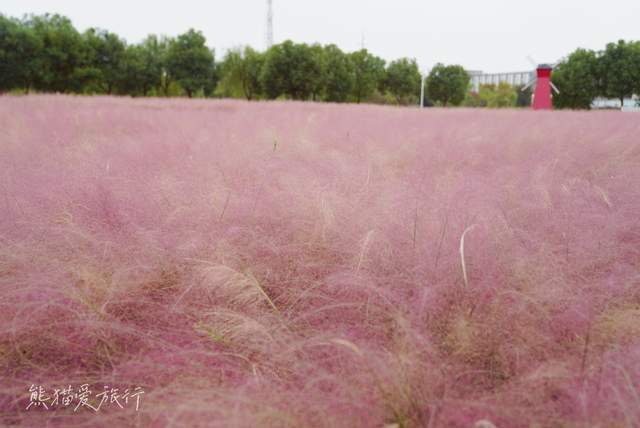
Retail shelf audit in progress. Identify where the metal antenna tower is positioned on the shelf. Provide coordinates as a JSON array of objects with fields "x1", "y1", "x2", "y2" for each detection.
[{"x1": 266, "y1": 0, "x2": 274, "y2": 49}]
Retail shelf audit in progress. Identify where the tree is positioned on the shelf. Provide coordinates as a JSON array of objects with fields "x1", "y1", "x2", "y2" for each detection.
[
  {"x1": 634, "y1": 41, "x2": 640, "y2": 99},
  {"x1": 384, "y1": 58, "x2": 421, "y2": 104},
  {"x1": 599, "y1": 40, "x2": 640, "y2": 106},
  {"x1": 464, "y1": 82, "x2": 518, "y2": 108},
  {"x1": 153, "y1": 36, "x2": 173, "y2": 96},
  {"x1": 425, "y1": 63, "x2": 470, "y2": 106},
  {"x1": 216, "y1": 49, "x2": 244, "y2": 98},
  {"x1": 462, "y1": 90, "x2": 484, "y2": 107},
  {"x1": 307, "y1": 44, "x2": 326, "y2": 101},
  {"x1": 117, "y1": 43, "x2": 166, "y2": 96},
  {"x1": 0, "y1": 15, "x2": 18, "y2": 92},
  {"x1": 260, "y1": 40, "x2": 323, "y2": 100},
  {"x1": 489, "y1": 82, "x2": 517, "y2": 107},
  {"x1": 82, "y1": 28, "x2": 126, "y2": 94},
  {"x1": 349, "y1": 49, "x2": 386, "y2": 103},
  {"x1": 202, "y1": 49, "x2": 219, "y2": 98},
  {"x1": 321, "y1": 44, "x2": 354, "y2": 102},
  {"x1": 0, "y1": 15, "x2": 43, "y2": 92},
  {"x1": 136, "y1": 35, "x2": 165, "y2": 96},
  {"x1": 551, "y1": 48, "x2": 600, "y2": 109},
  {"x1": 260, "y1": 42, "x2": 288, "y2": 99},
  {"x1": 166, "y1": 29, "x2": 214, "y2": 98},
  {"x1": 240, "y1": 47, "x2": 265, "y2": 100},
  {"x1": 24, "y1": 14, "x2": 84, "y2": 93},
  {"x1": 478, "y1": 84, "x2": 495, "y2": 106},
  {"x1": 464, "y1": 84, "x2": 493, "y2": 107},
  {"x1": 217, "y1": 46, "x2": 264, "y2": 100}
]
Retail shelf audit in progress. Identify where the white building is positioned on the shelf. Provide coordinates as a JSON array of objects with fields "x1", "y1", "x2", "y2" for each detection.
[
  {"x1": 466, "y1": 69, "x2": 639, "y2": 111},
  {"x1": 591, "y1": 95, "x2": 640, "y2": 111},
  {"x1": 468, "y1": 70, "x2": 535, "y2": 92}
]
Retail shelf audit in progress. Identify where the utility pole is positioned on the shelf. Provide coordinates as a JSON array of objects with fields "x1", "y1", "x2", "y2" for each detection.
[{"x1": 266, "y1": 0, "x2": 274, "y2": 49}]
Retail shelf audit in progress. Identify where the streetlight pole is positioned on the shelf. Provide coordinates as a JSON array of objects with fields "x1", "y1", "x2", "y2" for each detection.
[{"x1": 420, "y1": 73, "x2": 426, "y2": 108}]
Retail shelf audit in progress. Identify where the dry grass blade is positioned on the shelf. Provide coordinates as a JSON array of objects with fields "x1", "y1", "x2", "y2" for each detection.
[
  {"x1": 244, "y1": 270, "x2": 280, "y2": 314},
  {"x1": 460, "y1": 224, "x2": 477, "y2": 289},
  {"x1": 356, "y1": 230, "x2": 375, "y2": 273},
  {"x1": 330, "y1": 338, "x2": 364, "y2": 357},
  {"x1": 593, "y1": 185, "x2": 613, "y2": 209}
]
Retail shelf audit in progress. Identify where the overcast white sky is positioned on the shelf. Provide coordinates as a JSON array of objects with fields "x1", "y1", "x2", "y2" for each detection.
[{"x1": 3, "y1": 0, "x2": 639, "y2": 72}]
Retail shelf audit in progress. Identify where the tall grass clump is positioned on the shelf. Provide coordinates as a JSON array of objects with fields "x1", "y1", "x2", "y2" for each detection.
[{"x1": 1, "y1": 95, "x2": 639, "y2": 427}]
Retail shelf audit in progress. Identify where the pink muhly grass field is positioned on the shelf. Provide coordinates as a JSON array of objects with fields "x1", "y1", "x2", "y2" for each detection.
[{"x1": 1, "y1": 95, "x2": 639, "y2": 427}]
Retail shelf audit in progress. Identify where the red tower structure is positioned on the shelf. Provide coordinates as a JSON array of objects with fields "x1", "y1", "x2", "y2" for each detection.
[{"x1": 532, "y1": 64, "x2": 554, "y2": 110}]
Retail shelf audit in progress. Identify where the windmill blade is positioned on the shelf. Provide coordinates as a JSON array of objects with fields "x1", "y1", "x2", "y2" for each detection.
[
  {"x1": 521, "y1": 79, "x2": 536, "y2": 92},
  {"x1": 549, "y1": 81, "x2": 560, "y2": 95},
  {"x1": 526, "y1": 55, "x2": 538, "y2": 68}
]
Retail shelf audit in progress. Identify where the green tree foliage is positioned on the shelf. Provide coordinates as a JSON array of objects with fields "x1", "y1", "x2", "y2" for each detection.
[
  {"x1": 152, "y1": 36, "x2": 173, "y2": 96},
  {"x1": 82, "y1": 28, "x2": 126, "y2": 94},
  {"x1": 0, "y1": 15, "x2": 20, "y2": 91},
  {"x1": 136, "y1": 35, "x2": 165, "y2": 96},
  {"x1": 25, "y1": 14, "x2": 85, "y2": 93},
  {"x1": 0, "y1": 15, "x2": 42, "y2": 92},
  {"x1": 320, "y1": 44, "x2": 354, "y2": 102},
  {"x1": 307, "y1": 44, "x2": 326, "y2": 101},
  {"x1": 166, "y1": 29, "x2": 214, "y2": 98},
  {"x1": 463, "y1": 84, "x2": 492, "y2": 107},
  {"x1": 477, "y1": 84, "x2": 494, "y2": 107},
  {"x1": 117, "y1": 45, "x2": 146, "y2": 95},
  {"x1": 462, "y1": 90, "x2": 483, "y2": 107},
  {"x1": 599, "y1": 40, "x2": 640, "y2": 106},
  {"x1": 260, "y1": 42, "x2": 289, "y2": 99},
  {"x1": 202, "y1": 50, "x2": 219, "y2": 98},
  {"x1": 635, "y1": 42, "x2": 640, "y2": 98},
  {"x1": 425, "y1": 63, "x2": 470, "y2": 106},
  {"x1": 349, "y1": 49, "x2": 386, "y2": 103},
  {"x1": 260, "y1": 40, "x2": 323, "y2": 100},
  {"x1": 383, "y1": 58, "x2": 421, "y2": 104},
  {"x1": 216, "y1": 49, "x2": 245, "y2": 98},
  {"x1": 118, "y1": 42, "x2": 165, "y2": 96},
  {"x1": 217, "y1": 47, "x2": 265, "y2": 100},
  {"x1": 4, "y1": 11, "x2": 639, "y2": 108},
  {"x1": 463, "y1": 83, "x2": 517, "y2": 108},
  {"x1": 552, "y1": 49, "x2": 600, "y2": 109},
  {"x1": 489, "y1": 82, "x2": 517, "y2": 107},
  {"x1": 237, "y1": 46, "x2": 264, "y2": 100},
  {"x1": 478, "y1": 84, "x2": 496, "y2": 107}
]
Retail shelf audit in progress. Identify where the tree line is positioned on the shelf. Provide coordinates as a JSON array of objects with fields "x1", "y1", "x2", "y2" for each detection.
[
  {"x1": 552, "y1": 40, "x2": 640, "y2": 109},
  {"x1": 1, "y1": 13, "x2": 639, "y2": 109},
  {"x1": 462, "y1": 40, "x2": 640, "y2": 110},
  {"x1": 0, "y1": 14, "x2": 215, "y2": 98},
  {"x1": 0, "y1": 13, "x2": 426, "y2": 105},
  {"x1": 464, "y1": 41, "x2": 640, "y2": 110},
  {"x1": 217, "y1": 42, "x2": 422, "y2": 104}
]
